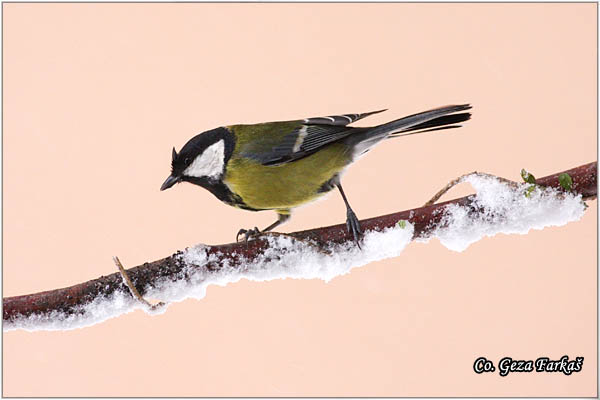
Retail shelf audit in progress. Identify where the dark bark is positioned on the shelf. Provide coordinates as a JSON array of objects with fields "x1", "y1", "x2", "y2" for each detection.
[{"x1": 4, "y1": 162, "x2": 597, "y2": 324}]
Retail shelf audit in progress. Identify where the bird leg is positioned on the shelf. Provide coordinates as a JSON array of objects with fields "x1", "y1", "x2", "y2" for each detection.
[
  {"x1": 336, "y1": 183, "x2": 362, "y2": 247},
  {"x1": 263, "y1": 212, "x2": 291, "y2": 232},
  {"x1": 236, "y1": 213, "x2": 290, "y2": 243}
]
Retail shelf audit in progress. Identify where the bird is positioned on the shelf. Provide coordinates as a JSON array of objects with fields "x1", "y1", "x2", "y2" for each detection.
[{"x1": 160, "y1": 104, "x2": 472, "y2": 245}]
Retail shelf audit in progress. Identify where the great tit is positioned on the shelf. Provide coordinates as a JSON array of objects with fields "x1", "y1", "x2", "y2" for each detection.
[{"x1": 161, "y1": 104, "x2": 472, "y2": 244}]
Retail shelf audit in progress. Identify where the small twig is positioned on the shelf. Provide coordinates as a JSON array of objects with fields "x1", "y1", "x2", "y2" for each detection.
[
  {"x1": 424, "y1": 171, "x2": 520, "y2": 206},
  {"x1": 113, "y1": 256, "x2": 166, "y2": 312}
]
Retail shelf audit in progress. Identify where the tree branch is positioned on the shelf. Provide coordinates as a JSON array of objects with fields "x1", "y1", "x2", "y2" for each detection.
[{"x1": 3, "y1": 161, "x2": 597, "y2": 326}]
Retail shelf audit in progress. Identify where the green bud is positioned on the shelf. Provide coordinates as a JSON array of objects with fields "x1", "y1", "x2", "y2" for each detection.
[
  {"x1": 558, "y1": 173, "x2": 573, "y2": 191},
  {"x1": 521, "y1": 168, "x2": 536, "y2": 184}
]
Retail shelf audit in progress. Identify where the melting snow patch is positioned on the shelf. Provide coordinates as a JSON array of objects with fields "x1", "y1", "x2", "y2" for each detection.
[
  {"x1": 145, "y1": 223, "x2": 415, "y2": 303},
  {"x1": 424, "y1": 175, "x2": 586, "y2": 251},
  {"x1": 3, "y1": 290, "x2": 142, "y2": 332}
]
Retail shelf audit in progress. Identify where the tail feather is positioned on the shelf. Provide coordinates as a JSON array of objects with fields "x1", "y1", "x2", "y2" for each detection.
[
  {"x1": 370, "y1": 104, "x2": 471, "y2": 136},
  {"x1": 388, "y1": 111, "x2": 472, "y2": 136},
  {"x1": 346, "y1": 104, "x2": 472, "y2": 158}
]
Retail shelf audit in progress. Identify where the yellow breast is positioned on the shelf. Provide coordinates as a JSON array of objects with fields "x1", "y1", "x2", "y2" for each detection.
[{"x1": 224, "y1": 143, "x2": 351, "y2": 210}]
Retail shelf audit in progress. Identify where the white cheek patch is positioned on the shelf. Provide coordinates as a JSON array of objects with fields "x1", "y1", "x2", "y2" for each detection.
[{"x1": 183, "y1": 140, "x2": 225, "y2": 179}]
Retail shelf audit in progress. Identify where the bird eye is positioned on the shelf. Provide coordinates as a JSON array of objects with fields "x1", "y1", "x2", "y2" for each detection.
[{"x1": 185, "y1": 157, "x2": 190, "y2": 164}]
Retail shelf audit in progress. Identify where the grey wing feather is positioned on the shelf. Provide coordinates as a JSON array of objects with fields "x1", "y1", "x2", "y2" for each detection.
[{"x1": 303, "y1": 109, "x2": 387, "y2": 126}]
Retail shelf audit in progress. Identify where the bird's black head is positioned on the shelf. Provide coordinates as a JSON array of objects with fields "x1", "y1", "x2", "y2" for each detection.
[{"x1": 160, "y1": 127, "x2": 235, "y2": 191}]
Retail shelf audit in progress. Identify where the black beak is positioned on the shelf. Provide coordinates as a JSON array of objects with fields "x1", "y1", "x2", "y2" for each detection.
[{"x1": 160, "y1": 175, "x2": 180, "y2": 191}]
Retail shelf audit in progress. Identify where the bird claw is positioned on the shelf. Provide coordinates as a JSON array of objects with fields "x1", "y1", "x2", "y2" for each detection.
[
  {"x1": 346, "y1": 209, "x2": 363, "y2": 249},
  {"x1": 236, "y1": 227, "x2": 261, "y2": 243}
]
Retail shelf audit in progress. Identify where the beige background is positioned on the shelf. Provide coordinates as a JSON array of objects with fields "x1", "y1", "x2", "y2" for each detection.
[{"x1": 2, "y1": 3, "x2": 597, "y2": 397}]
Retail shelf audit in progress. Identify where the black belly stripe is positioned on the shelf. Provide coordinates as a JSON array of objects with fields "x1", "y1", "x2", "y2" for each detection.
[{"x1": 203, "y1": 180, "x2": 262, "y2": 211}]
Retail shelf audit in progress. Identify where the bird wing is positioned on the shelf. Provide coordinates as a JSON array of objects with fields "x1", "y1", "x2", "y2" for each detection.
[{"x1": 235, "y1": 110, "x2": 386, "y2": 166}]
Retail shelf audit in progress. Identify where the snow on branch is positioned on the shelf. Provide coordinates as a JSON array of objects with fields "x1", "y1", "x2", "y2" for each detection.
[{"x1": 3, "y1": 162, "x2": 597, "y2": 332}]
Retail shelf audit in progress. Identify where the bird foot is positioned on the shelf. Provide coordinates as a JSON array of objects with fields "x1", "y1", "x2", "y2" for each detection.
[
  {"x1": 236, "y1": 227, "x2": 261, "y2": 243},
  {"x1": 346, "y1": 209, "x2": 363, "y2": 248}
]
